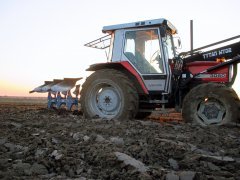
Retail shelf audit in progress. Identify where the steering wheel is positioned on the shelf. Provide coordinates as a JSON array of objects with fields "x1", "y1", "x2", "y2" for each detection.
[{"x1": 150, "y1": 50, "x2": 160, "y2": 63}]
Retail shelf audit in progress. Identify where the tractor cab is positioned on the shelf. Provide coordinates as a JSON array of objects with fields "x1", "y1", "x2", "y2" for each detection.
[{"x1": 85, "y1": 18, "x2": 179, "y2": 94}]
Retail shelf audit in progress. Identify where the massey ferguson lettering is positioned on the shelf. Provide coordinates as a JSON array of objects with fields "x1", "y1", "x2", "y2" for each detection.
[{"x1": 203, "y1": 48, "x2": 232, "y2": 59}]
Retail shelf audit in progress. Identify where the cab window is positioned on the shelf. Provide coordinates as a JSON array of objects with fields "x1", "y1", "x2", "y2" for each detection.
[{"x1": 124, "y1": 29, "x2": 164, "y2": 74}]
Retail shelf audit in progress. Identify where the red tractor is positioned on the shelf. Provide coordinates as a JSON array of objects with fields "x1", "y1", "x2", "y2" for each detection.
[{"x1": 81, "y1": 18, "x2": 240, "y2": 126}]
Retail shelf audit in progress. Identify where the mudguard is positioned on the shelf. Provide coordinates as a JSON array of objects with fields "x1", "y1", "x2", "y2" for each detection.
[{"x1": 86, "y1": 61, "x2": 149, "y2": 94}]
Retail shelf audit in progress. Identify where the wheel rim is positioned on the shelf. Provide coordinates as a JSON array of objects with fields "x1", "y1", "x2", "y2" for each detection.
[
  {"x1": 197, "y1": 98, "x2": 226, "y2": 125},
  {"x1": 89, "y1": 83, "x2": 122, "y2": 118}
]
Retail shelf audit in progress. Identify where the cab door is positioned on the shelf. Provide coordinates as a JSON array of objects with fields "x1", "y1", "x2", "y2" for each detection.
[{"x1": 123, "y1": 28, "x2": 172, "y2": 94}]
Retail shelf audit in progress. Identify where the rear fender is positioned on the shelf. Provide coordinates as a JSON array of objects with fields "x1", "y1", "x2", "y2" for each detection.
[{"x1": 87, "y1": 62, "x2": 148, "y2": 94}]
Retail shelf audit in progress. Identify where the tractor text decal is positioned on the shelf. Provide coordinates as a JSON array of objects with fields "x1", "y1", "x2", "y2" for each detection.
[
  {"x1": 195, "y1": 74, "x2": 226, "y2": 78},
  {"x1": 203, "y1": 48, "x2": 232, "y2": 59}
]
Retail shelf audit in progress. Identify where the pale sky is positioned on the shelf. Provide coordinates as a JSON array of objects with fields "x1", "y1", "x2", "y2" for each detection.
[{"x1": 0, "y1": 0, "x2": 239, "y2": 96}]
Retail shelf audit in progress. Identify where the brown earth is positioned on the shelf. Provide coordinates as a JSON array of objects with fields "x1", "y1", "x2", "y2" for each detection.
[{"x1": 0, "y1": 97, "x2": 239, "y2": 180}]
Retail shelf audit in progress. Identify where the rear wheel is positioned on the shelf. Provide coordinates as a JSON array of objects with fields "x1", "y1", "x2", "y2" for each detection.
[
  {"x1": 80, "y1": 69, "x2": 138, "y2": 120},
  {"x1": 182, "y1": 83, "x2": 240, "y2": 126}
]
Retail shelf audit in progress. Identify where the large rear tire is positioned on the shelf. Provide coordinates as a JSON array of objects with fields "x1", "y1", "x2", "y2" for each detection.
[
  {"x1": 182, "y1": 83, "x2": 240, "y2": 126},
  {"x1": 80, "y1": 69, "x2": 138, "y2": 120}
]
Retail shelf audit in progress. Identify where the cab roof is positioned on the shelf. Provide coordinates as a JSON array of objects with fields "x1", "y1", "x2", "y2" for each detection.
[{"x1": 102, "y1": 18, "x2": 177, "y2": 34}]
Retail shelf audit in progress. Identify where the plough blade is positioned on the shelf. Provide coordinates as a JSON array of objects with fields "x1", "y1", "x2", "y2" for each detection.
[
  {"x1": 41, "y1": 79, "x2": 63, "y2": 92},
  {"x1": 30, "y1": 78, "x2": 82, "y2": 111},
  {"x1": 50, "y1": 78, "x2": 82, "y2": 93},
  {"x1": 29, "y1": 81, "x2": 53, "y2": 93}
]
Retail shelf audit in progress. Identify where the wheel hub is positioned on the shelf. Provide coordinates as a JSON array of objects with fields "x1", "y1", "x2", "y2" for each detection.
[
  {"x1": 197, "y1": 99, "x2": 225, "y2": 125},
  {"x1": 96, "y1": 87, "x2": 121, "y2": 115},
  {"x1": 104, "y1": 96, "x2": 111, "y2": 104},
  {"x1": 202, "y1": 104, "x2": 220, "y2": 119}
]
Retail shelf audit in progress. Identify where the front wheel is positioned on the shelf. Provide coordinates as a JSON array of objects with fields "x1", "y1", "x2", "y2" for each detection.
[
  {"x1": 182, "y1": 83, "x2": 240, "y2": 126},
  {"x1": 80, "y1": 69, "x2": 138, "y2": 120}
]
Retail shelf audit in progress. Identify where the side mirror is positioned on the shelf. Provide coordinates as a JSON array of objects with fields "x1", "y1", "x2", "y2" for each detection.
[{"x1": 174, "y1": 37, "x2": 182, "y2": 49}]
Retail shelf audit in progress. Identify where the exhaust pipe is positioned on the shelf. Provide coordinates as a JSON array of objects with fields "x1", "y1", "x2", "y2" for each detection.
[{"x1": 190, "y1": 20, "x2": 193, "y2": 55}]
